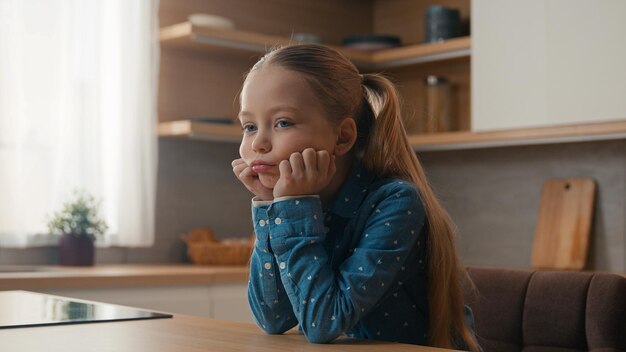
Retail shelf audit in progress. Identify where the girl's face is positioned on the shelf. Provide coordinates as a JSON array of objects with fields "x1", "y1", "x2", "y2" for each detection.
[{"x1": 239, "y1": 65, "x2": 339, "y2": 189}]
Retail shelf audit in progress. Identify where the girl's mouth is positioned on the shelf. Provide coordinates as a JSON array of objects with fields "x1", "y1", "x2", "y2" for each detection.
[{"x1": 251, "y1": 161, "x2": 274, "y2": 173}]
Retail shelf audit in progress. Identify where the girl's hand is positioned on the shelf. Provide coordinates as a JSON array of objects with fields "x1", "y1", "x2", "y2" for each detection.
[
  {"x1": 231, "y1": 158, "x2": 274, "y2": 201},
  {"x1": 273, "y1": 148, "x2": 336, "y2": 198}
]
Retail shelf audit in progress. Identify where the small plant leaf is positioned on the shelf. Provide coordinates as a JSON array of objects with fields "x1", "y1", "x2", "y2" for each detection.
[{"x1": 46, "y1": 190, "x2": 108, "y2": 239}]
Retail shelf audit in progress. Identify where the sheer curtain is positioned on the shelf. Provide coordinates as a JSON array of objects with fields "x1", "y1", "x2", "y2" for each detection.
[{"x1": 0, "y1": 0, "x2": 160, "y2": 247}]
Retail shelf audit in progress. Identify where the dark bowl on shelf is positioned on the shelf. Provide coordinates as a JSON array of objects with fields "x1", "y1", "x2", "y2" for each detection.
[
  {"x1": 341, "y1": 34, "x2": 401, "y2": 51},
  {"x1": 190, "y1": 117, "x2": 234, "y2": 125}
]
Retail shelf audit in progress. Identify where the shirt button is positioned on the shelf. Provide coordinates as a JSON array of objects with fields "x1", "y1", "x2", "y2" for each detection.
[
  {"x1": 279, "y1": 262, "x2": 286, "y2": 270},
  {"x1": 264, "y1": 262, "x2": 271, "y2": 270},
  {"x1": 274, "y1": 217, "x2": 282, "y2": 225},
  {"x1": 259, "y1": 219, "x2": 266, "y2": 227}
]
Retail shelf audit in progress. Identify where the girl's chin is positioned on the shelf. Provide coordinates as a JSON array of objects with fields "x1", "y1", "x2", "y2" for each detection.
[{"x1": 258, "y1": 174, "x2": 277, "y2": 189}]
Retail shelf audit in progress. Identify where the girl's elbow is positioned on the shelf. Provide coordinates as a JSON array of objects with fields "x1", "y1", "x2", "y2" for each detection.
[
  {"x1": 303, "y1": 329, "x2": 341, "y2": 344},
  {"x1": 261, "y1": 325, "x2": 290, "y2": 335},
  {"x1": 255, "y1": 318, "x2": 295, "y2": 335},
  {"x1": 306, "y1": 334, "x2": 336, "y2": 344}
]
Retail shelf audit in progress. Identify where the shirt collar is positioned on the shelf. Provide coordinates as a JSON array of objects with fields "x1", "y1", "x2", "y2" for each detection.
[{"x1": 328, "y1": 161, "x2": 375, "y2": 218}]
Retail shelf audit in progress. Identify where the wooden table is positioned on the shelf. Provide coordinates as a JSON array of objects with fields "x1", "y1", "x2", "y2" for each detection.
[{"x1": 0, "y1": 291, "x2": 450, "y2": 351}]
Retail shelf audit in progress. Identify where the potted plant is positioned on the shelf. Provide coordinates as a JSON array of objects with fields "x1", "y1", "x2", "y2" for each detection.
[{"x1": 46, "y1": 190, "x2": 108, "y2": 266}]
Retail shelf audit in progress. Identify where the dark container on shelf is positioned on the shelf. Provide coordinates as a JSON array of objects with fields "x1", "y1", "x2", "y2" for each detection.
[{"x1": 424, "y1": 5, "x2": 461, "y2": 43}]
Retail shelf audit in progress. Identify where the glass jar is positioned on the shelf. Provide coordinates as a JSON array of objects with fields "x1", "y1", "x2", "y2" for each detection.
[{"x1": 422, "y1": 75, "x2": 453, "y2": 133}]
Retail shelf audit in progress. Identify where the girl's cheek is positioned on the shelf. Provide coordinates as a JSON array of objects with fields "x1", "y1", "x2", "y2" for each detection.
[{"x1": 239, "y1": 141, "x2": 250, "y2": 159}]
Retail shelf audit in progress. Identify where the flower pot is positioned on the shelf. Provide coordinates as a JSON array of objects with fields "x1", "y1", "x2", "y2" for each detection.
[{"x1": 59, "y1": 233, "x2": 95, "y2": 266}]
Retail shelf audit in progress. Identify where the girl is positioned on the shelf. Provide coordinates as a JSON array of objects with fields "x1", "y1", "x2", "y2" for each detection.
[{"x1": 231, "y1": 44, "x2": 480, "y2": 351}]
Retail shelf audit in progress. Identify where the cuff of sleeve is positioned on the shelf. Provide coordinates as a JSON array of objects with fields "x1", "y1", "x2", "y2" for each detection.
[
  {"x1": 253, "y1": 195, "x2": 319, "y2": 207},
  {"x1": 273, "y1": 195, "x2": 319, "y2": 203},
  {"x1": 266, "y1": 197, "x2": 325, "y2": 255},
  {"x1": 252, "y1": 196, "x2": 273, "y2": 208}
]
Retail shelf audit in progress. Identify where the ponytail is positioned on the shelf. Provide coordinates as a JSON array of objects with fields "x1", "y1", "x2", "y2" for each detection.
[
  {"x1": 359, "y1": 73, "x2": 480, "y2": 352},
  {"x1": 359, "y1": 74, "x2": 416, "y2": 180}
]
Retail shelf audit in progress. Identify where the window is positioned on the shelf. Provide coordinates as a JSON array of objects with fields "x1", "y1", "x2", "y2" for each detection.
[{"x1": 0, "y1": 0, "x2": 160, "y2": 247}]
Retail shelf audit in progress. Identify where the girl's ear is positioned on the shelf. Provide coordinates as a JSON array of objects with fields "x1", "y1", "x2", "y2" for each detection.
[{"x1": 334, "y1": 118, "x2": 357, "y2": 156}]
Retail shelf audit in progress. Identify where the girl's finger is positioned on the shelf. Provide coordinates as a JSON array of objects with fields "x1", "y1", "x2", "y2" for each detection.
[
  {"x1": 238, "y1": 165, "x2": 254, "y2": 181},
  {"x1": 289, "y1": 152, "x2": 304, "y2": 178},
  {"x1": 232, "y1": 162, "x2": 249, "y2": 177},
  {"x1": 232, "y1": 159, "x2": 251, "y2": 178},
  {"x1": 278, "y1": 159, "x2": 293, "y2": 181},
  {"x1": 316, "y1": 150, "x2": 330, "y2": 177},
  {"x1": 302, "y1": 148, "x2": 317, "y2": 172},
  {"x1": 232, "y1": 165, "x2": 245, "y2": 178},
  {"x1": 231, "y1": 158, "x2": 246, "y2": 168},
  {"x1": 327, "y1": 155, "x2": 337, "y2": 179}
]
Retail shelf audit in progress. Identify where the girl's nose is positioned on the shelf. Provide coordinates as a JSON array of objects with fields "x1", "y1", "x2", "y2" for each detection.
[{"x1": 251, "y1": 132, "x2": 271, "y2": 153}]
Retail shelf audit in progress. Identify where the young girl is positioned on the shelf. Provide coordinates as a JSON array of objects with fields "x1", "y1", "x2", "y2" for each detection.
[{"x1": 231, "y1": 44, "x2": 480, "y2": 351}]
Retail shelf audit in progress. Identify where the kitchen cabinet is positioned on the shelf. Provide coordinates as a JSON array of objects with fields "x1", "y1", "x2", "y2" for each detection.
[
  {"x1": 0, "y1": 265, "x2": 253, "y2": 323},
  {"x1": 40, "y1": 282, "x2": 253, "y2": 323},
  {"x1": 472, "y1": 0, "x2": 626, "y2": 131},
  {"x1": 210, "y1": 283, "x2": 254, "y2": 322},
  {"x1": 157, "y1": 0, "x2": 626, "y2": 151}
]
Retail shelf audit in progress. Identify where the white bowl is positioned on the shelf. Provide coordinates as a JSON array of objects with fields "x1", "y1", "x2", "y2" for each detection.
[{"x1": 188, "y1": 13, "x2": 235, "y2": 29}]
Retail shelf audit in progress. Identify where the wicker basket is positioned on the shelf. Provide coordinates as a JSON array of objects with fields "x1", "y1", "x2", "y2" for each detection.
[{"x1": 181, "y1": 228, "x2": 253, "y2": 265}]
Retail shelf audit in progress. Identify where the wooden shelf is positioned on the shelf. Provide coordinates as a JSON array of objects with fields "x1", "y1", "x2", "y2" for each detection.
[
  {"x1": 159, "y1": 22, "x2": 471, "y2": 70},
  {"x1": 158, "y1": 120, "x2": 242, "y2": 143},
  {"x1": 408, "y1": 120, "x2": 626, "y2": 151},
  {"x1": 158, "y1": 120, "x2": 626, "y2": 151},
  {"x1": 368, "y1": 36, "x2": 470, "y2": 69}
]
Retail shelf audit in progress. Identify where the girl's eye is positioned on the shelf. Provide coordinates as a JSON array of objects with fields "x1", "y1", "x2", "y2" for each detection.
[
  {"x1": 276, "y1": 119, "x2": 293, "y2": 128},
  {"x1": 242, "y1": 124, "x2": 257, "y2": 133}
]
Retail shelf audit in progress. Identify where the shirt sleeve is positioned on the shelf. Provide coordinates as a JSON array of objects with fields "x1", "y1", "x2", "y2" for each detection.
[
  {"x1": 247, "y1": 202, "x2": 298, "y2": 334},
  {"x1": 265, "y1": 182, "x2": 426, "y2": 343}
]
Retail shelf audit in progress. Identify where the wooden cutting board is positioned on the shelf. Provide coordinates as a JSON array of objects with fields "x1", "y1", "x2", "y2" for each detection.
[{"x1": 531, "y1": 178, "x2": 596, "y2": 270}]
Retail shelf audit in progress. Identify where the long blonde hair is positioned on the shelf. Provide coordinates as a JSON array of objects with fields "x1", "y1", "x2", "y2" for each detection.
[{"x1": 246, "y1": 44, "x2": 479, "y2": 351}]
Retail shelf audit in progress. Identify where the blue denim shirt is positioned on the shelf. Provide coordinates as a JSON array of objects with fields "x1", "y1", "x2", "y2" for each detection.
[{"x1": 248, "y1": 162, "x2": 475, "y2": 347}]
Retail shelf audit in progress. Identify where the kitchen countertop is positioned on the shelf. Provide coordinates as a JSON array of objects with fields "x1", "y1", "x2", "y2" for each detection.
[
  {"x1": 0, "y1": 290, "x2": 448, "y2": 352},
  {"x1": 0, "y1": 264, "x2": 248, "y2": 290},
  {"x1": 3, "y1": 265, "x2": 622, "y2": 292}
]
